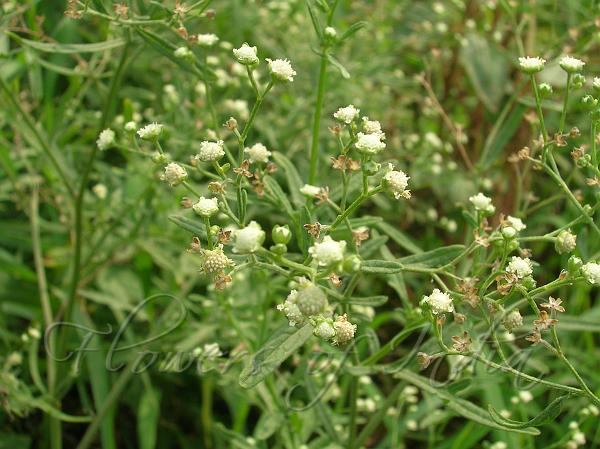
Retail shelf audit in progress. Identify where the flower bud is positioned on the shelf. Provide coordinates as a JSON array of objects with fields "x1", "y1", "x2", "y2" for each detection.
[
  {"x1": 582, "y1": 262, "x2": 600, "y2": 285},
  {"x1": 362, "y1": 160, "x2": 381, "y2": 175},
  {"x1": 502, "y1": 310, "x2": 523, "y2": 333},
  {"x1": 520, "y1": 275, "x2": 537, "y2": 290},
  {"x1": 312, "y1": 317, "x2": 336, "y2": 341},
  {"x1": 555, "y1": 229, "x2": 577, "y2": 254},
  {"x1": 538, "y1": 82, "x2": 553, "y2": 97},
  {"x1": 192, "y1": 197, "x2": 219, "y2": 217},
  {"x1": 571, "y1": 73, "x2": 586, "y2": 89},
  {"x1": 96, "y1": 128, "x2": 116, "y2": 150},
  {"x1": 152, "y1": 151, "x2": 171, "y2": 164},
  {"x1": 501, "y1": 226, "x2": 517, "y2": 239},
  {"x1": 233, "y1": 43, "x2": 259, "y2": 65},
  {"x1": 160, "y1": 163, "x2": 187, "y2": 186},
  {"x1": 270, "y1": 243, "x2": 288, "y2": 255},
  {"x1": 272, "y1": 225, "x2": 292, "y2": 244},
  {"x1": 342, "y1": 255, "x2": 362, "y2": 274},
  {"x1": 581, "y1": 95, "x2": 598, "y2": 110},
  {"x1": 333, "y1": 314, "x2": 357, "y2": 345},
  {"x1": 232, "y1": 221, "x2": 265, "y2": 254},
  {"x1": 568, "y1": 256, "x2": 583, "y2": 274}
]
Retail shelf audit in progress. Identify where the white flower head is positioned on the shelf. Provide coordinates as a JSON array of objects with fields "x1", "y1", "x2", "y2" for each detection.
[
  {"x1": 506, "y1": 216, "x2": 526, "y2": 232},
  {"x1": 196, "y1": 33, "x2": 219, "y2": 47},
  {"x1": 266, "y1": 58, "x2": 296, "y2": 82},
  {"x1": 201, "y1": 245, "x2": 233, "y2": 274},
  {"x1": 124, "y1": 121, "x2": 137, "y2": 132},
  {"x1": 502, "y1": 309, "x2": 523, "y2": 333},
  {"x1": 421, "y1": 288, "x2": 454, "y2": 314},
  {"x1": 137, "y1": 122, "x2": 163, "y2": 140},
  {"x1": 290, "y1": 281, "x2": 328, "y2": 316},
  {"x1": 174, "y1": 46, "x2": 194, "y2": 60},
  {"x1": 559, "y1": 56, "x2": 585, "y2": 73},
  {"x1": 333, "y1": 105, "x2": 360, "y2": 124},
  {"x1": 309, "y1": 236, "x2": 346, "y2": 266},
  {"x1": 196, "y1": 140, "x2": 225, "y2": 162},
  {"x1": 324, "y1": 26, "x2": 337, "y2": 38},
  {"x1": 383, "y1": 163, "x2": 411, "y2": 199},
  {"x1": 202, "y1": 343, "x2": 222, "y2": 358},
  {"x1": 469, "y1": 192, "x2": 495, "y2": 214},
  {"x1": 160, "y1": 162, "x2": 187, "y2": 187},
  {"x1": 233, "y1": 43, "x2": 259, "y2": 65},
  {"x1": 333, "y1": 314, "x2": 357, "y2": 345},
  {"x1": 506, "y1": 256, "x2": 533, "y2": 279},
  {"x1": 233, "y1": 221, "x2": 265, "y2": 254},
  {"x1": 244, "y1": 142, "x2": 272, "y2": 163},
  {"x1": 300, "y1": 184, "x2": 321, "y2": 197},
  {"x1": 193, "y1": 196, "x2": 219, "y2": 217},
  {"x1": 362, "y1": 116, "x2": 383, "y2": 135},
  {"x1": 277, "y1": 297, "x2": 305, "y2": 327},
  {"x1": 92, "y1": 183, "x2": 108, "y2": 199},
  {"x1": 96, "y1": 128, "x2": 115, "y2": 150},
  {"x1": 355, "y1": 132, "x2": 386, "y2": 154},
  {"x1": 313, "y1": 318, "x2": 336, "y2": 341},
  {"x1": 582, "y1": 262, "x2": 600, "y2": 285},
  {"x1": 518, "y1": 56, "x2": 546, "y2": 74},
  {"x1": 593, "y1": 77, "x2": 600, "y2": 91}
]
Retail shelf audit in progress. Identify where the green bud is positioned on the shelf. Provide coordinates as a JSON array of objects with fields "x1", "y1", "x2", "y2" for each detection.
[
  {"x1": 590, "y1": 108, "x2": 600, "y2": 123},
  {"x1": 576, "y1": 154, "x2": 591, "y2": 168},
  {"x1": 270, "y1": 243, "x2": 288, "y2": 255},
  {"x1": 342, "y1": 255, "x2": 362, "y2": 274},
  {"x1": 362, "y1": 160, "x2": 381, "y2": 176},
  {"x1": 581, "y1": 95, "x2": 598, "y2": 110},
  {"x1": 272, "y1": 225, "x2": 292, "y2": 245},
  {"x1": 152, "y1": 152, "x2": 171, "y2": 164},
  {"x1": 220, "y1": 163, "x2": 231, "y2": 173},
  {"x1": 568, "y1": 255, "x2": 583, "y2": 274},
  {"x1": 520, "y1": 276, "x2": 536, "y2": 290},
  {"x1": 506, "y1": 240, "x2": 519, "y2": 253},
  {"x1": 538, "y1": 82, "x2": 553, "y2": 97},
  {"x1": 555, "y1": 229, "x2": 577, "y2": 254},
  {"x1": 209, "y1": 225, "x2": 220, "y2": 236},
  {"x1": 571, "y1": 73, "x2": 585, "y2": 89},
  {"x1": 501, "y1": 226, "x2": 517, "y2": 239}
]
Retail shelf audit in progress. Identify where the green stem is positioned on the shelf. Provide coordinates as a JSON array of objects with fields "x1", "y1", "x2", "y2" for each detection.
[
  {"x1": 329, "y1": 186, "x2": 382, "y2": 231},
  {"x1": 530, "y1": 75, "x2": 548, "y2": 143},
  {"x1": 309, "y1": 52, "x2": 328, "y2": 184},
  {"x1": 559, "y1": 72, "x2": 571, "y2": 135}
]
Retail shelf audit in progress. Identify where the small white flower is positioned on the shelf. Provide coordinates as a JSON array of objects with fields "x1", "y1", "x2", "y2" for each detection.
[
  {"x1": 518, "y1": 56, "x2": 546, "y2": 73},
  {"x1": 266, "y1": 58, "x2": 296, "y2": 82},
  {"x1": 421, "y1": 288, "x2": 454, "y2": 314},
  {"x1": 124, "y1": 121, "x2": 137, "y2": 132},
  {"x1": 233, "y1": 221, "x2": 265, "y2": 253},
  {"x1": 582, "y1": 262, "x2": 600, "y2": 285},
  {"x1": 313, "y1": 318, "x2": 336, "y2": 340},
  {"x1": 572, "y1": 431, "x2": 586, "y2": 446},
  {"x1": 506, "y1": 256, "x2": 533, "y2": 279},
  {"x1": 202, "y1": 343, "x2": 222, "y2": 358},
  {"x1": 362, "y1": 116, "x2": 383, "y2": 135},
  {"x1": 469, "y1": 192, "x2": 495, "y2": 214},
  {"x1": 277, "y1": 297, "x2": 306, "y2": 327},
  {"x1": 137, "y1": 123, "x2": 163, "y2": 140},
  {"x1": 244, "y1": 143, "x2": 272, "y2": 163},
  {"x1": 333, "y1": 314, "x2": 357, "y2": 345},
  {"x1": 28, "y1": 327, "x2": 41, "y2": 339},
  {"x1": 174, "y1": 46, "x2": 194, "y2": 60},
  {"x1": 160, "y1": 162, "x2": 187, "y2": 187},
  {"x1": 506, "y1": 216, "x2": 526, "y2": 232},
  {"x1": 309, "y1": 236, "x2": 346, "y2": 266},
  {"x1": 92, "y1": 183, "x2": 108, "y2": 199},
  {"x1": 196, "y1": 33, "x2": 219, "y2": 47},
  {"x1": 96, "y1": 128, "x2": 115, "y2": 150},
  {"x1": 233, "y1": 43, "x2": 259, "y2": 65},
  {"x1": 201, "y1": 245, "x2": 233, "y2": 274},
  {"x1": 518, "y1": 390, "x2": 533, "y2": 403},
  {"x1": 300, "y1": 184, "x2": 321, "y2": 197},
  {"x1": 196, "y1": 140, "x2": 225, "y2": 162},
  {"x1": 355, "y1": 132, "x2": 386, "y2": 154},
  {"x1": 593, "y1": 77, "x2": 600, "y2": 91},
  {"x1": 559, "y1": 56, "x2": 585, "y2": 73},
  {"x1": 193, "y1": 197, "x2": 219, "y2": 217},
  {"x1": 324, "y1": 26, "x2": 337, "y2": 38},
  {"x1": 383, "y1": 164, "x2": 411, "y2": 199},
  {"x1": 502, "y1": 309, "x2": 523, "y2": 332},
  {"x1": 333, "y1": 105, "x2": 360, "y2": 124}
]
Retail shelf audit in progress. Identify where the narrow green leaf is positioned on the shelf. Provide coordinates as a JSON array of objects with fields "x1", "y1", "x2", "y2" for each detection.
[
  {"x1": 306, "y1": 0, "x2": 323, "y2": 40},
  {"x1": 272, "y1": 152, "x2": 304, "y2": 206},
  {"x1": 343, "y1": 295, "x2": 388, "y2": 306},
  {"x1": 168, "y1": 215, "x2": 207, "y2": 237},
  {"x1": 398, "y1": 244, "x2": 465, "y2": 268},
  {"x1": 488, "y1": 395, "x2": 569, "y2": 429},
  {"x1": 327, "y1": 53, "x2": 350, "y2": 79},
  {"x1": 138, "y1": 389, "x2": 160, "y2": 449},
  {"x1": 395, "y1": 370, "x2": 540, "y2": 435},
  {"x1": 8, "y1": 32, "x2": 126, "y2": 53},
  {"x1": 339, "y1": 21, "x2": 368, "y2": 41},
  {"x1": 376, "y1": 221, "x2": 422, "y2": 254},
  {"x1": 239, "y1": 324, "x2": 313, "y2": 388}
]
